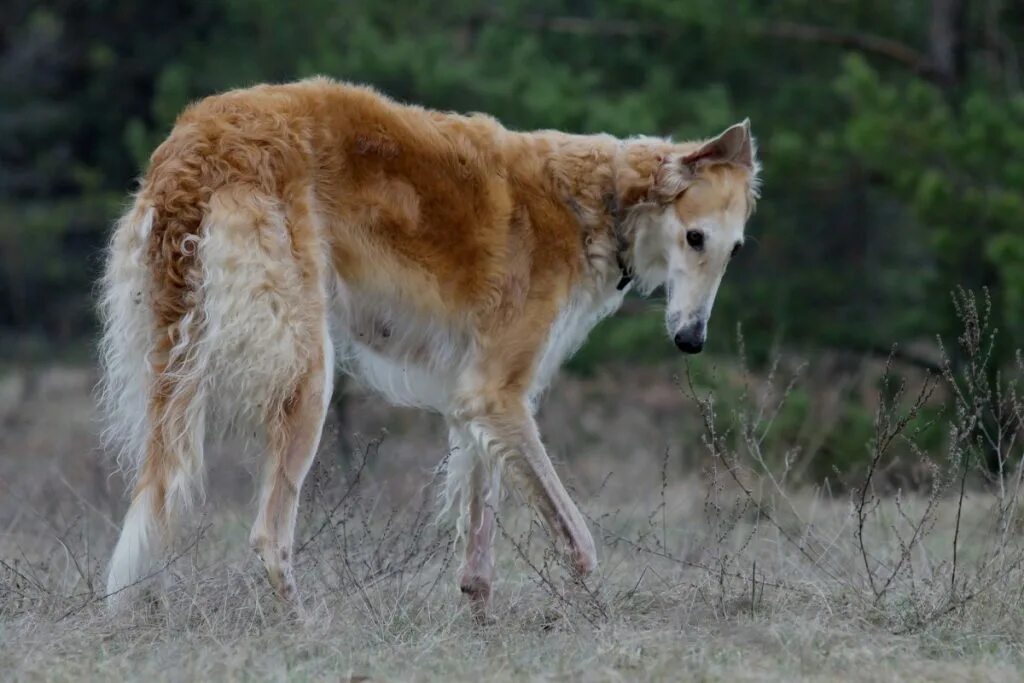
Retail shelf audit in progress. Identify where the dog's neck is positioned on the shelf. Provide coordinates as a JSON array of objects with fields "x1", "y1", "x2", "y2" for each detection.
[{"x1": 522, "y1": 132, "x2": 672, "y2": 292}]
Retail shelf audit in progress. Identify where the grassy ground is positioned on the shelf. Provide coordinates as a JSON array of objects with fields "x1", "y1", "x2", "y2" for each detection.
[{"x1": 2, "y1": 364, "x2": 1023, "y2": 682}]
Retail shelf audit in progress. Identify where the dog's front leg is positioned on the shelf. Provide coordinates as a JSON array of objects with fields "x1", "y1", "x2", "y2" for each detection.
[{"x1": 467, "y1": 410, "x2": 596, "y2": 577}]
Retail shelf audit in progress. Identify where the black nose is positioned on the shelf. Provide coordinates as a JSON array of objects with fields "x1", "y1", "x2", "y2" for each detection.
[{"x1": 674, "y1": 325, "x2": 705, "y2": 354}]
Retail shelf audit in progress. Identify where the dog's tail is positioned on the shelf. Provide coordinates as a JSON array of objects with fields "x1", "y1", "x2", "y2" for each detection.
[
  {"x1": 98, "y1": 202, "x2": 157, "y2": 486},
  {"x1": 99, "y1": 190, "x2": 211, "y2": 600},
  {"x1": 101, "y1": 165, "x2": 329, "y2": 602}
]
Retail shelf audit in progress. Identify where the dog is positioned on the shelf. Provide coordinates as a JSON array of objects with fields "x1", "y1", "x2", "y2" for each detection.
[{"x1": 99, "y1": 77, "x2": 759, "y2": 612}]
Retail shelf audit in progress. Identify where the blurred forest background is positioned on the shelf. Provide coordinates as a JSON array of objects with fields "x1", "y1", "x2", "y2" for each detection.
[{"x1": 1, "y1": 0, "x2": 1022, "y2": 477}]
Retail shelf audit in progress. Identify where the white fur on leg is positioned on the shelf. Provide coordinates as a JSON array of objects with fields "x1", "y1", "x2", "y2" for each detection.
[
  {"x1": 440, "y1": 425, "x2": 500, "y2": 537},
  {"x1": 106, "y1": 487, "x2": 162, "y2": 604}
]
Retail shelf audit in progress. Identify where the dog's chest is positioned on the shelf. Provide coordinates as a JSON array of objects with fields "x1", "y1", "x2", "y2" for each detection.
[{"x1": 530, "y1": 285, "x2": 627, "y2": 401}]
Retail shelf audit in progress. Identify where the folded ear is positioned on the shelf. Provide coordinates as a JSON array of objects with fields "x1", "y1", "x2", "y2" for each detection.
[{"x1": 682, "y1": 119, "x2": 755, "y2": 171}]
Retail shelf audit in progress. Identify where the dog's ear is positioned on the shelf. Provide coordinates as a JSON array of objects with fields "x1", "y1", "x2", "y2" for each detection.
[
  {"x1": 619, "y1": 121, "x2": 757, "y2": 207},
  {"x1": 647, "y1": 120, "x2": 756, "y2": 202},
  {"x1": 682, "y1": 119, "x2": 755, "y2": 171}
]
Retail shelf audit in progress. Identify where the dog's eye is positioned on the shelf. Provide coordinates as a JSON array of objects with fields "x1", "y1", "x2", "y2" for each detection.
[
  {"x1": 686, "y1": 230, "x2": 705, "y2": 251},
  {"x1": 731, "y1": 242, "x2": 743, "y2": 258}
]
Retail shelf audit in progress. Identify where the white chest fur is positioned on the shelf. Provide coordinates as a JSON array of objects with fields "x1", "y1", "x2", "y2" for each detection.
[{"x1": 529, "y1": 281, "x2": 627, "y2": 406}]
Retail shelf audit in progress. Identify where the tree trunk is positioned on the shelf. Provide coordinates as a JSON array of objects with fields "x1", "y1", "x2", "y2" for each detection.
[{"x1": 929, "y1": 0, "x2": 969, "y2": 87}]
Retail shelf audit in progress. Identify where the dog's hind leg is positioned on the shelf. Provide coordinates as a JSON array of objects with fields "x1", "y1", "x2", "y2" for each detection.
[
  {"x1": 184, "y1": 183, "x2": 333, "y2": 606},
  {"x1": 219, "y1": 189, "x2": 335, "y2": 606},
  {"x1": 447, "y1": 425, "x2": 500, "y2": 617},
  {"x1": 249, "y1": 331, "x2": 332, "y2": 605}
]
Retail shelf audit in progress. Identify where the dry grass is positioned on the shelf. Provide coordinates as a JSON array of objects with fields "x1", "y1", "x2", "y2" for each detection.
[
  {"x1": 5, "y1": 486, "x2": 1023, "y2": 682},
  {"x1": 2, "y1": 298, "x2": 1023, "y2": 681}
]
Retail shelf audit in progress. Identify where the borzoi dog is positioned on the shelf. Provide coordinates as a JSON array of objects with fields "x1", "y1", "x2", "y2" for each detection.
[{"x1": 100, "y1": 77, "x2": 759, "y2": 612}]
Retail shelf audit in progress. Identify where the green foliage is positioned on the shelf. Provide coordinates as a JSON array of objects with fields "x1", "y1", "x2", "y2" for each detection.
[
  {"x1": 832, "y1": 54, "x2": 1024, "y2": 349},
  {"x1": 1, "y1": 0, "x2": 1021, "y2": 366}
]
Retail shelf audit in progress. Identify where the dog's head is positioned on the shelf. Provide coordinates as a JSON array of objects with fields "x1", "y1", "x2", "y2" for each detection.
[{"x1": 624, "y1": 121, "x2": 760, "y2": 354}]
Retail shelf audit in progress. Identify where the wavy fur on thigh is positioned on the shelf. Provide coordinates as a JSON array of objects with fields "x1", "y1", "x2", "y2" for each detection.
[{"x1": 99, "y1": 191, "x2": 320, "y2": 490}]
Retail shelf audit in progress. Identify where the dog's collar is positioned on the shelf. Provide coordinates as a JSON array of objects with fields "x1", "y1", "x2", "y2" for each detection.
[
  {"x1": 615, "y1": 250, "x2": 633, "y2": 291},
  {"x1": 604, "y1": 190, "x2": 633, "y2": 291}
]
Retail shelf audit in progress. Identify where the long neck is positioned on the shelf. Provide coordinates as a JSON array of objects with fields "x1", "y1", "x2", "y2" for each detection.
[{"x1": 515, "y1": 131, "x2": 671, "y2": 288}]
